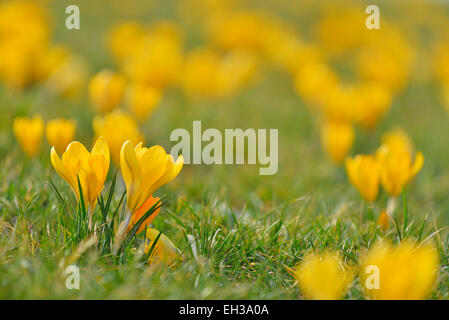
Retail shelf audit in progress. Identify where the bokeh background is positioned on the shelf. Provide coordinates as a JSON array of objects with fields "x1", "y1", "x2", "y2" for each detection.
[{"x1": 2, "y1": 0, "x2": 449, "y2": 299}]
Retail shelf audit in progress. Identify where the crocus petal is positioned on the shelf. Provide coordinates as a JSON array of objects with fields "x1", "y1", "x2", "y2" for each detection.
[
  {"x1": 120, "y1": 139, "x2": 143, "y2": 211},
  {"x1": 150, "y1": 154, "x2": 184, "y2": 194},
  {"x1": 50, "y1": 146, "x2": 79, "y2": 198},
  {"x1": 126, "y1": 196, "x2": 161, "y2": 234},
  {"x1": 62, "y1": 141, "x2": 90, "y2": 165},
  {"x1": 410, "y1": 151, "x2": 424, "y2": 180},
  {"x1": 91, "y1": 136, "x2": 110, "y2": 171}
]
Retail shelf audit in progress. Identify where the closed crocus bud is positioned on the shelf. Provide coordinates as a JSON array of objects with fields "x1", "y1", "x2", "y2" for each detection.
[
  {"x1": 321, "y1": 121, "x2": 354, "y2": 165},
  {"x1": 295, "y1": 251, "x2": 352, "y2": 300},
  {"x1": 126, "y1": 82, "x2": 162, "y2": 121},
  {"x1": 345, "y1": 154, "x2": 379, "y2": 202},
  {"x1": 88, "y1": 69, "x2": 126, "y2": 113},
  {"x1": 45, "y1": 118, "x2": 76, "y2": 155},
  {"x1": 13, "y1": 115, "x2": 44, "y2": 157},
  {"x1": 50, "y1": 136, "x2": 110, "y2": 212},
  {"x1": 377, "y1": 210, "x2": 389, "y2": 231},
  {"x1": 145, "y1": 228, "x2": 179, "y2": 265},
  {"x1": 361, "y1": 240, "x2": 439, "y2": 300},
  {"x1": 93, "y1": 110, "x2": 144, "y2": 165}
]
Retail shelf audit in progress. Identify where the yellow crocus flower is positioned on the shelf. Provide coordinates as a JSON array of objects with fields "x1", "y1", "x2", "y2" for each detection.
[
  {"x1": 376, "y1": 146, "x2": 424, "y2": 197},
  {"x1": 357, "y1": 83, "x2": 392, "y2": 130},
  {"x1": 120, "y1": 140, "x2": 183, "y2": 215},
  {"x1": 93, "y1": 110, "x2": 144, "y2": 165},
  {"x1": 321, "y1": 121, "x2": 354, "y2": 165},
  {"x1": 145, "y1": 228, "x2": 179, "y2": 265},
  {"x1": 345, "y1": 154, "x2": 379, "y2": 202},
  {"x1": 380, "y1": 128, "x2": 413, "y2": 155},
  {"x1": 126, "y1": 82, "x2": 162, "y2": 121},
  {"x1": 50, "y1": 137, "x2": 110, "y2": 212},
  {"x1": 361, "y1": 240, "x2": 439, "y2": 300},
  {"x1": 13, "y1": 115, "x2": 44, "y2": 157},
  {"x1": 88, "y1": 69, "x2": 126, "y2": 113},
  {"x1": 45, "y1": 118, "x2": 76, "y2": 155},
  {"x1": 295, "y1": 251, "x2": 353, "y2": 300},
  {"x1": 376, "y1": 130, "x2": 424, "y2": 197}
]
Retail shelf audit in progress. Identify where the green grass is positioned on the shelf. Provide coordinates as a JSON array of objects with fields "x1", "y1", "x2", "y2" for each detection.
[{"x1": 1, "y1": 0, "x2": 449, "y2": 299}]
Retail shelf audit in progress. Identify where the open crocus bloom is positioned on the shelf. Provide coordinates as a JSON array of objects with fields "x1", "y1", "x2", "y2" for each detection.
[
  {"x1": 120, "y1": 140, "x2": 183, "y2": 216},
  {"x1": 50, "y1": 136, "x2": 110, "y2": 211}
]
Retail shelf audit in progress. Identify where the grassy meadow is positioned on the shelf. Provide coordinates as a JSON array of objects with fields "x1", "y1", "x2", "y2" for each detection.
[{"x1": 1, "y1": 0, "x2": 449, "y2": 299}]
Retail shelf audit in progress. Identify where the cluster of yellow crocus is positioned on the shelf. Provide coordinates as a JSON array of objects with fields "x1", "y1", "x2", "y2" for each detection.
[
  {"x1": 13, "y1": 115, "x2": 76, "y2": 158},
  {"x1": 50, "y1": 137, "x2": 183, "y2": 261},
  {"x1": 0, "y1": 1, "x2": 86, "y2": 95},
  {"x1": 345, "y1": 128, "x2": 424, "y2": 203},
  {"x1": 286, "y1": 4, "x2": 412, "y2": 164},
  {"x1": 295, "y1": 240, "x2": 439, "y2": 300}
]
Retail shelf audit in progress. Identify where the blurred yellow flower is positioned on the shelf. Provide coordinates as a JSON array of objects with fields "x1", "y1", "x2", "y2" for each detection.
[
  {"x1": 361, "y1": 240, "x2": 439, "y2": 300},
  {"x1": 294, "y1": 60, "x2": 338, "y2": 107},
  {"x1": 46, "y1": 118, "x2": 76, "y2": 155},
  {"x1": 126, "y1": 82, "x2": 162, "y2": 121},
  {"x1": 93, "y1": 110, "x2": 144, "y2": 165},
  {"x1": 295, "y1": 251, "x2": 352, "y2": 300},
  {"x1": 381, "y1": 128, "x2": 413, "y2": 155},
  {"x1": 0, "y1": 0, "x2": 49, "y2": 90},
  {"x1": 315, "y1": 7, "x2": 366, "y2": 57},
  {"x1": 345, "y1": 154, "x2": 379, "y2": 202},
  {"x1": 88, "y1": 69, "x2": 126, "y2": 113},
  {"x1": 145, "y1": 228, "x2": 179, "y2": 265},
  {"x1": 207, "y1": 10, "x2": 269, "y2": 53},
  {"x1": 13, "y1": 115, "x2": 44, "y2": 157},
  {"x1": 356, "y1": 82, "x2": 392, "y2": 130},
  {"x1": 50, "y1": 137, "x2": 110, "y2": 211},
  {"x1": 120, "y1": 140, "x2": 183, "y2": 215},
  {"x1": 44, "y1": 54, "x2": 88, "y2": 99},
  {"x1": 357, "y1": 26, "x2": 414, "y2": 92},
  {"x1": 123, "y1": 21, "x2": 183, "y2": 88},
  {"x1": 321, "y1": 121, "x2": 354, "y2": 165},
  {"x1": 376, "y1": 130, "x2": 424, "y2": 197},
  {"x1": 107, "y1": 21, "x2": 146, "y2": 63},
  {"x1": 182, "y1": 47, "x2": 256, "y2": 98}
]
